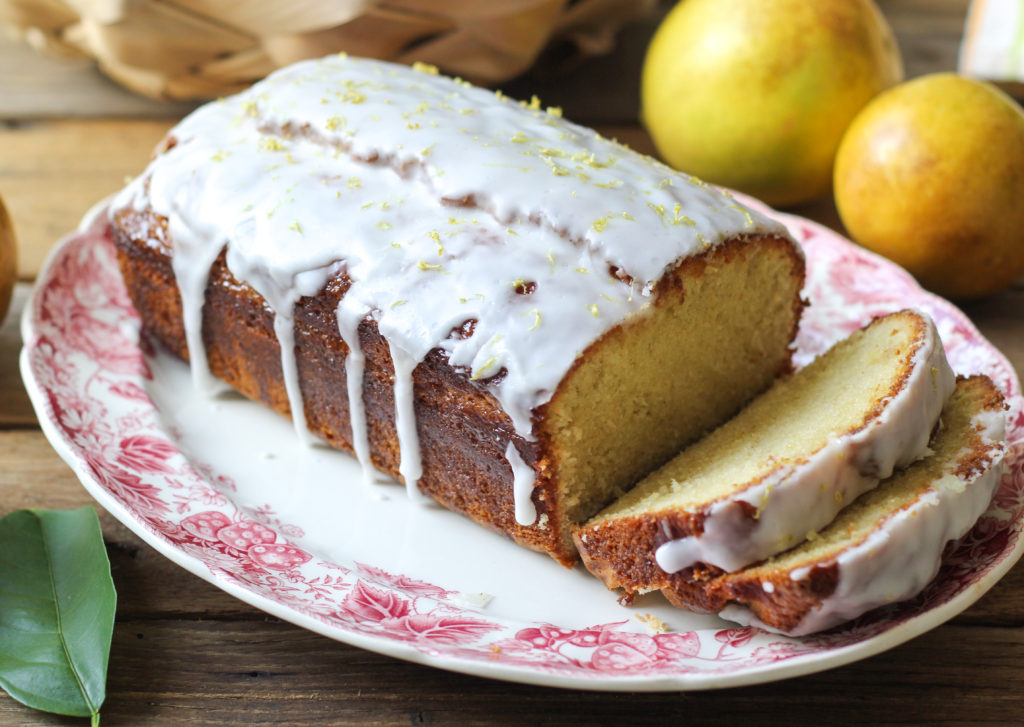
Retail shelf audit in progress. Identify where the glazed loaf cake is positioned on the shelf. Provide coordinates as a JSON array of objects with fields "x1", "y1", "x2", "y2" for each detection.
[
  {"x1": 574, "y1": 310, "x2": 956, "y2": 608},
  {"x1": 109, "y1": 54, "x2": 805, "y2": 566}
]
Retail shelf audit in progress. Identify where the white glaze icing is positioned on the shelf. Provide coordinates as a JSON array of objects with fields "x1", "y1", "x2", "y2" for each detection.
[
  {"x1": 111, "y1": 54, "x2": 787, "y2": 504},
  {"x1": 655, "y1": 312, "x2": 956, "y2": 574},
  {"x1": 336, "y1": 306, "x2": 374, "y2": 487},
  {"x1": 389, "y1": 342, "x2": 427, "y2": 502},
  {"x1": 505, "y1": 441, "x2": 538, "y2": 526},
  {"x1": 720, "y1": 402, "x2": 1007, "y2": 636}
]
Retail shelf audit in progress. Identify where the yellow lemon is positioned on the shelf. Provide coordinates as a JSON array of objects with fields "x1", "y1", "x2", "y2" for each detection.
[
  {"x1": 642, "y1": 0, "x2": 902, "y2": 206},
  {"x1": 0, "y1": 194, "x2": 15, "y2": 324},
  {"x1": 835, "y1": 73, "x2": 1024, "y2": 300}
]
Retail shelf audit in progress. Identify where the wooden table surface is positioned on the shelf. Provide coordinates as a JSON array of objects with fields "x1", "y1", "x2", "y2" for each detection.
[{"x1": 3, "y1": 2, "x2": 1024, "y2": 725}]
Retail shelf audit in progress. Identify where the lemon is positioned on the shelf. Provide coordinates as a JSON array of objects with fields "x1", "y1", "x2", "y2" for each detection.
[
  {"x1": 0, "y1": 194, "x2": 15, "y2": 324},
  {"x1": 641, "y1": 0, "x2": 902, "y2": 206},
  {"x1": 835, "y1": 73, "x2": 1024, "y2": 300}
]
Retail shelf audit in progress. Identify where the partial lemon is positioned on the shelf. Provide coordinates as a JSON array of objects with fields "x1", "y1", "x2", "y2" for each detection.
[
  {"x1": 835, "y1": 73, "x2": 1024, "y2": 300},
  {"x1": 641, "y1": 0, "x2": 902, "y2": 206},
  {"x1": 0, "y1": 194, "x2": 16, "y2": 324}
]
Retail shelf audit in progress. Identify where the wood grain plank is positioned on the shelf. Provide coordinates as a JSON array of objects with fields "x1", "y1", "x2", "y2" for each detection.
[
  {"x1": 2, "y1": 619, "x2": 1024, "y2": 726},
  {"x1": 878, "y1": 0, "x2": 972, "y2": 78},
  {"x1": 960, "y1": 286, "x2": 1024, "y2": 377},
  {"x1": 0, "y1": 119, "x2": 174, "y2": 279}
]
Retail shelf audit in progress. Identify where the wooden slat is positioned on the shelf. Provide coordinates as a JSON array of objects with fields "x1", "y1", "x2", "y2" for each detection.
[
  {"x1": 0, "y1": 119, "x2": 174, "y2": 279},
  {"x1": 960, "y1": 286, "x2": 1024, "y2": 376},
  {"x1": 878, "y1": 0, "x2": 973, "y2": 78},
  {"x1": 2, "y1": 619, "x2": 1024, "y2": 726}
]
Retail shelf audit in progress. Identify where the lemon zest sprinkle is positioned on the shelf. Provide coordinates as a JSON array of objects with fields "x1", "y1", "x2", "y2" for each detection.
[
  {"x1": 471, "y1": 357, "x2": 498, "y2": 380},
  {"x1": 727, "y1": 204, "x2": 755, "y2": 227},
  {"x1": 412, "y1": 61, "x2": 439, "y2": 75},
  {"x1": 258, "y1": 137, "x2": 286, "y2": 152}
]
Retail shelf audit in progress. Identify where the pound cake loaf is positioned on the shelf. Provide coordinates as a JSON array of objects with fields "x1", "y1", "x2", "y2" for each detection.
[
  {"x1": 109, "y1": 54, "x2": 805, "y2": 566},
  {"x1": 714, "y1": 375, "x2": 1007, "y2": 635},
  {"x1": 573, "y1": 310, "x2": 956, "y2": 605}
]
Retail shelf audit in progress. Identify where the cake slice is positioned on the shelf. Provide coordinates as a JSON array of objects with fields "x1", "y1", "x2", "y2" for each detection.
[
  {"x1": 713, "y1": 375, "x2": 1007, "y2": 635},
  {"x1": 573, "y1": 309, "x2": 955, "y2": 609}
]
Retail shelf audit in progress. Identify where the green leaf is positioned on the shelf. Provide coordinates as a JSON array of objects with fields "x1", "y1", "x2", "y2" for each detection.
[{"x1": 0, "y1": 507, "x2": 116, "y2": 721}]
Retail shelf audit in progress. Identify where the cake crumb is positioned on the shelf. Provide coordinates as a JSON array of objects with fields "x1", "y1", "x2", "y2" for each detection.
[{"x1": 635, "y1": 613, "x2": 670, "y2": 634}]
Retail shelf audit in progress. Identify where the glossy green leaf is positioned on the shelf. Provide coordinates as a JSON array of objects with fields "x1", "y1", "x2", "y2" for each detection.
[{"x1": 0, "y1": 507, "x2": 116, "y2": 723}]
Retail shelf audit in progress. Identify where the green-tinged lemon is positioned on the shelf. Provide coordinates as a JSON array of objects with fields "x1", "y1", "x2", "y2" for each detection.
[{"x1": 642, "y1": 0, "x2": 902, "y2": 206}]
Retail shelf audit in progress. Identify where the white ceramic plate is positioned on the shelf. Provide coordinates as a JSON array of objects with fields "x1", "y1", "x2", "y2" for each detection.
[{"x1": 20, "y1": 202, "x2": 1024, "y2": 691}]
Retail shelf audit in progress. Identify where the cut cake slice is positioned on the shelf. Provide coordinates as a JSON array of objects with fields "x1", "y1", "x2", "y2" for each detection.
[
  {"x1": 573, "y1": 309, "x2": 956, "y2": 611},
  {"x1": 713, "y1": 375, "x2": 1007, "y2": 635}
]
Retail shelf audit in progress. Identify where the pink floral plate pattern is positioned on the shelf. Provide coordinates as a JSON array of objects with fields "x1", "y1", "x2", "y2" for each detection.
[{"x1": 20, "y1": 200, "x2": 1024, "y2": 691}]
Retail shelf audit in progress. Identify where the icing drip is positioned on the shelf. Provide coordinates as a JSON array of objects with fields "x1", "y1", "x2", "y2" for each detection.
[
  {"x1": 110, "y1": 54, "x2": 789, "y2": 507},
  {"x1": 655, "y1": 312, "x2": 956, "y2": 574},
  {"x1": 336, "y1": 306, "x2": 374, "y2": 487},
  {"x1": 389, "y1": 341, "x2": 426, "y2": 502},
  {"x1": 171, "y1": 240, "x2": 227, "y2": 396},
  {"x1": 505, "y1": 442, "x2": 537, "y2": 526},
  {"x1": 721, "y1": 405, "x2": 1007, "y2": 636},
  {"x1": 272, "y1": 309, "x2": 310, "y2": 445}
]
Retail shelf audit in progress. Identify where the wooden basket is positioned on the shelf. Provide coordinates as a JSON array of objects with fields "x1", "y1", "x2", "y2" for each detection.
[{"x1": 0, "y1": 0, "x2": 653, "y2": 100}]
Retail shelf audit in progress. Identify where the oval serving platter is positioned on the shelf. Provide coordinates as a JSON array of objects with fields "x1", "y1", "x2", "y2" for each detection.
[{"x1": 20, "y1": 199, "x2": 1024, "y2": 691}]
